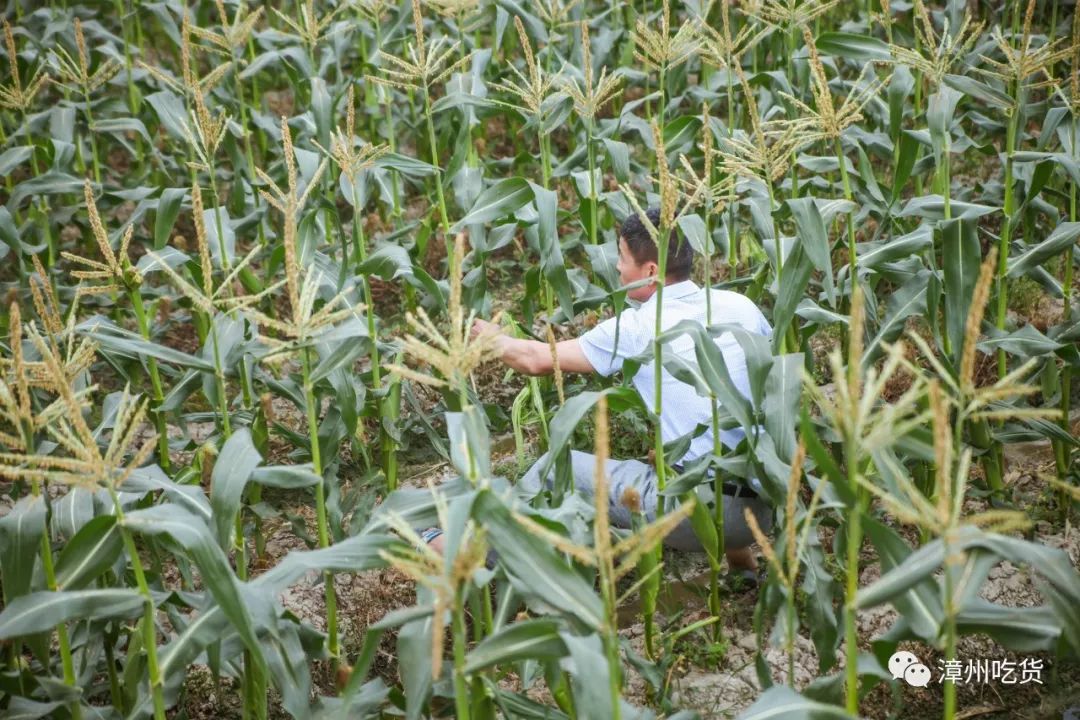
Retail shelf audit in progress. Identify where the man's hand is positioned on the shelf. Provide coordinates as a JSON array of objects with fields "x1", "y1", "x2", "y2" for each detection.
[
  {"x1": 469, "y1": 317, "x2": 595, "y2": 376},
  {"x1": 471, "y1": 318, "x2": 503, "y2": 341}
]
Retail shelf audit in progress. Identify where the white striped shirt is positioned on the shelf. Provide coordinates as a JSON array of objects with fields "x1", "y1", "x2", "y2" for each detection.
[{"x1": 578, "y1": 280, "x2": 772, "y2": 464}]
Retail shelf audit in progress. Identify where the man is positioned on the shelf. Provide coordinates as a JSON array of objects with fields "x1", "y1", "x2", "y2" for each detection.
[{"x1": 425, "y1": 207, "x2": 773, "y2": 584}]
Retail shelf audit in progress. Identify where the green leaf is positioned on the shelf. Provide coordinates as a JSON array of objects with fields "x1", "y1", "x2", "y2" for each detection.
[
  {"x1": 250, "y1": 464, "x2": 321, "y2": 488},
  {"x1": 891, "y1": 131, "x2": 920, "y2": 205},
  {"x1": 814, "y1": 32, "x2": 890, "y2": 61},
  {"x1": 0, "y1": 590, "x2": 143, "y2": 639},
  {"x1": 658, "y1": 320, "x2": 757, "y2": 430},
  {"x1": 857, "y1": 226, "x2": 932, "y2": 270},
  {"x1": 1016, "y1": 150, "x2": 1080, "y2": 191},
  {"x1": 0, "y1": 146, "x2": 32, "y2": 175},
  {"x1": 977, "y1": 324, "x2": 1063, "y2": 357},
  {"x1": 786, "y1": 198, "x2": 835, "y2": 306},
  {"x1": 2, "y1": 697, "x2": 65, "y2": 720},
  {"x1": 994, "y1": 417, "x2": 1080, "y2": 445},
  {"x1": 356, "y1": 244, "x2": 414, "y2": 279},
  {"x1": 795, "y1": 298, "x2": 849, "y2": 326},
  {"x1": 96, "y1": 117, "x2": 152, "y2": 143},
  {"x1": 943, "y1": 73, "x2": 1013, "y2": 110},
  {"x1": 261, "y1": 532, "x2": 399, "y2": 586},
  {"x1": 662, "y1": 351, "x2": 714, "y2": 397},
  {"x1": 123, "y1": 505, "x2": 267, "y2": 676},
  {"x1": 137, "y1": 246, "x2": 189, "y2": 275},
  {"x1": 856, "y1": 146, "x2": 885, "y2": 205},
  {"x1": 50, "y1": 487, "x2": 94, "y2": 541},
  {"x1": 763, "y1": 354, "x2": 803, "y2": 464},
  {"x1": 145, "y1": 89, "x2": 190, "y2": 142},
  {"x1": 357, "y1": 244, "x2": 446, "y2": 311},
  {"x1": 453, "y1": 177, "x2": 533, "y2": 230},
  {"x1": 898, "y1": 195, "x2": 997, "y2": 221},
  {"x1": 927, "y1": 86, "x2": 962, "y2": 161},
  {"x1": 464, "y1": 618, "x2": 568, "y2": 672},
  {"x1": 316, "y1": 680, "x2": 391, "y2": 720},
  {"x1": 452, "y1": 165, "x2": 483, "y2": 213},
  {"x1": 801, "y1": 519, "x2": 839, "y2": 672},
  {"x1": 7, "y1": 170, "x2": 85, "y2": 211},
  {"x1": 311, "y1": 77, "x2": 332, "y2": 151},
  {"x1": 859, "y1": 519, "x2": 943, "y2": 640},
  {"x1": 446, "y1": 407, "x2": 492, "y2": 482},
  {"x1": 202, "y1": 205, "x2": 235, "y2": 269},
  {"x1": 150, "y1": 533, "x2": 398, "y2": 712},
  {"x1": 1007, "y1": 222, "x2": 1080, "y2": 279},
  {"x1": 863, "y1": 270, "x2": 929, "y2": 365},
  {"x1": 474, "y1": 490, "x2": 605, "y2": 628},
  {"x1": 888, "y1": 66, "x2": 915, "y2": 143},
  {"x1": 561, "y1": 632, "x2": 614, "y2": 718},
  {"x1": 76, "y1": 316, "x2": 215, "y2": 371},
  {"x1": 539, "y1": 389, "x2": 613, "y2": 479},
  {"x1": 0, "y1": 206, "x2": 24, "y2": 260},
  {"x1": 529, "y1": 181, "x2": 575, "y2": 321},
  {"x1": 154, "y1": 187, "x2": 187, "y2": 250},
  {"x1": 956, "y1": 599, "x2": 1061, "y2": 652},
  {"x1": 727, "y1": 324, "x2": 785, "y2": 410},
  {"x1": 965, "y1": 533, "x2": 1080, "y2": 607},
  {"x1": 771, "y1": 243, "x2": 815, "y2": 349},
  {"x1": 376, "y1": 152, "x2": 437, "y2": 179},
  {"x1": 800, "y1": 405, "x2": 846, "y2": 493},
  {"x1": 0, "y1": 496, "x2": 45, "y2": 602},
  {"x1": 54, "y1": 515, "x2": 123, "y2": 590},
  {"x1": 486, "y1": 684, "x2": 571, "y2": 720},
  {"x1": 126, "y1": 464, "x2": 213, "y2": 524},
  {"x1": 942, "y1": 218, "x2": 980, "y2": 366},
  {"x1": 1017, "y1": 158, "x2": 1055, "y2": 212},
  {"x1": 210, "y1": 428, "x2": 264, "y2": 549},
  {"x1": 262, "y1": 621, "x2": 317, "y2": 718},
  {"x1": 736, "y1": 685, "x2": 858, "y2": 719},
  {"x1": 241, "y1": 46, "x2": 313, "y2": 79},
  {"x1": 397, "y1": 591, "x2": 434, "y2": 720},
  {"x1": 540, "y1": 93, "x2": 575, "y2": 135},
  {"x1": 602, "y1": 139, "x2": 630, "y2": 183},
  {"x1": 663, "y1": 115, "x2": 701, "y2": 155},
  {"x1": 151, "y1": 606, "x2": 234, "y2": 710},
  {"x1": 311, "y1": 334, "x2": 370, "y2": 383},
  {"x1": 1040, "y1": 580, "x2": 1080, "y2": 654},
  {"x1": 677, "y1": 213, "x2": 708, "y2": 255}
]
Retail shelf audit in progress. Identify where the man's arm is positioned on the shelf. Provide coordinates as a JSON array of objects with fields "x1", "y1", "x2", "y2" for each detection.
[
  {"x1": 497, "y1": 336, "x2": 595, "y2": 376},
  {"x1": 473, "y1": 320, "x2": 595, "y2": 376}
]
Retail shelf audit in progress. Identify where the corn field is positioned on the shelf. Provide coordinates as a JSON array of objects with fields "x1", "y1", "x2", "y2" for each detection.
[{"x1": 1, "y1": 0, "x2": 1079, "y2": 717}]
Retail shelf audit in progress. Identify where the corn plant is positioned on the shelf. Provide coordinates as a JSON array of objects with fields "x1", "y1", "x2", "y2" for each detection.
[
  {"x1": 562, "y1": 20, "x2": 621, "y2": 247},
  {"x1": 49, "y1": 19, "x2": 118, "y2": 185},
  {"x1": 368, "y1": 0, "x2": 473, "y2": 255}
]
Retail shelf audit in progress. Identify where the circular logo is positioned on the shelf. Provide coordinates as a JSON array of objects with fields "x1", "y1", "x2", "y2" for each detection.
[
  {"x1": 888, "y1": 650, "x2": 920, "y2": 681},
  {"x1": 904, "y1": 663, "x2": 932, "y2": 688}
]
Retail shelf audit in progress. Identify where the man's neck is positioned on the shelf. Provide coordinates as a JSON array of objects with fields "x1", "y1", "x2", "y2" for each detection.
[{"x1": 640, "y1": 276, "x2": 694, "y2": 301}]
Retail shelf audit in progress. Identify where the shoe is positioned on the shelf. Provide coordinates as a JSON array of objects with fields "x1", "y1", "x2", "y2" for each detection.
[{"x1": 418, "y1": 527, "x2": 444, "y2": 546}]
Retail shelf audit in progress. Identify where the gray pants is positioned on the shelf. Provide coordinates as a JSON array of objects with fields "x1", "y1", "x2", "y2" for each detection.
[{"x1": 518, "y1": 451, "x2": 773, "y2": 552}]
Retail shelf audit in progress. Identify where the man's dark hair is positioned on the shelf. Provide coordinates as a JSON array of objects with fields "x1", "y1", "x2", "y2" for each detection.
[{"x1": 619, "y1": 207, "x2": 694, "y2": 281}]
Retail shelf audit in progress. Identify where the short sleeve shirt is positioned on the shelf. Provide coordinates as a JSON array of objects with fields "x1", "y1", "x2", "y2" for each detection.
[{"x1": 578, "y1": 280, "x2": 772, "y2": 464}]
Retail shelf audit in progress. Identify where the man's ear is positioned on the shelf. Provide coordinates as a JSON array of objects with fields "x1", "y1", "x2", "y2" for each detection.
[{"x1": 646, "y1": 260, "x2": 659, "y2": 280}]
